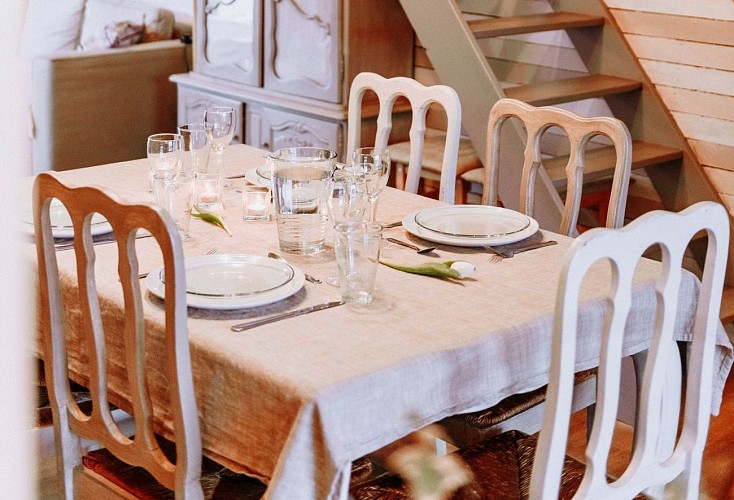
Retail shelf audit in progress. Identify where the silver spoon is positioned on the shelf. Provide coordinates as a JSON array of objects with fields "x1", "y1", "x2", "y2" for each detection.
[
  {"x1": 386, "y1": 237, "x2": 438, "y2": 255},
  {"x1": 267, "y1": 252, "x2": 322, "y2": 284}
]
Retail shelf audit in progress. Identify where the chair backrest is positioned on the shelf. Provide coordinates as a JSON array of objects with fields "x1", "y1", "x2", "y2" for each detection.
[
  {"x1": 346, "y1": 72, "x2": 462, "y2": 204},
  {"x1": 483, "y1": 98, "x2": 632, "y2": 236},
  {"x1": 531, "y1": 201, "x2": 729, "y2": 499},
  {"x1": 33, "y1": 172, "x2": 203, "y2": 498}
]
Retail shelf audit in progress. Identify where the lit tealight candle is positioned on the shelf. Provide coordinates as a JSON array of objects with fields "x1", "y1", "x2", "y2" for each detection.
[
  {"x1": 243, "y1": 186, "x2": 271, "y2": 221},
  {"x1": 200, "y1": 191, "x2": 219, "y2": 204},
  {"x1": 247, "y1": 199, "x2": 267, "y2": 216}
]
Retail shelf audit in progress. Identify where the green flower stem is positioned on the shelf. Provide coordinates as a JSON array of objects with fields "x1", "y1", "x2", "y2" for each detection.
[
  {"x1": 190, "y1": 207, "x2": 232, "y2": 237},
  {"x1": 380, "y1": 260, "x2": 463, "y2": 280}
]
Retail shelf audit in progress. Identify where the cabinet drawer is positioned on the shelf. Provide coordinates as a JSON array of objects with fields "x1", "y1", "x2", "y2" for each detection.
[
  {"x1": 177, "y1": 87, "x2": 245, "y2": 144},
  {"x1": 248, "y1": 106, "x2": 342, "y2": 155}
]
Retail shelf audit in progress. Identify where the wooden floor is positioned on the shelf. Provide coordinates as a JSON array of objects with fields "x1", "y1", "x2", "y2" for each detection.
[{"x1": 566, "y1": 360, "x2": 734, "y2": 499}]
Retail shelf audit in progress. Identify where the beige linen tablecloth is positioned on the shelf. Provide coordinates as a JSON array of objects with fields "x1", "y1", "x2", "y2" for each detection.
[{"x1": 33, "y1": 145, "x2": 733, "y2": 499}]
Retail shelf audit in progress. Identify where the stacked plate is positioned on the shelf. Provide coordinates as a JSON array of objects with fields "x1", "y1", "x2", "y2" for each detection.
[
  {"x1": 245, "y1": 164, "x2": 271, "y2": 187},
  {"x1": 145, "y1": 254, "x2": 305, "y2": 310},
  {"x1": 21, "y1": 199, "x2": 113, "y2": 238},
  {"x1": 402, "y1": 205, "x2": 538, "y2": 247}
]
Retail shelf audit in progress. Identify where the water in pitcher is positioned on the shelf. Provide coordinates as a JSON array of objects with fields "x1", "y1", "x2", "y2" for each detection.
[{"x1": 272, "y1": 165, "x2": 332, "y2": 254}]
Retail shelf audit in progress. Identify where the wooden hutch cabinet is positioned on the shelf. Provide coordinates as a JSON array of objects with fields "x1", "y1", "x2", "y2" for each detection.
[{"x1": 171, "y1": 0, "x2": 414, "y2": 159}]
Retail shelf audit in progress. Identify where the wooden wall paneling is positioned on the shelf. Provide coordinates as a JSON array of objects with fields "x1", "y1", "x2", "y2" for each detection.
[
  {"x1": 611, "y1": 10, "x2": 734, "y2": 46},
  {"x1": 704, "y1": 167, "x2": 734, "y2": 196},
  {"x1": 717, "y1": 192, "x2": 734, "y2": 214},
  {"x1": 639, "y1": 60, "x2": 734, "y2": 96},
  {"x1": 656, "y1": 87, "x2": 734, "y2": 122},
  {"x1": 689, "y1": 140, "x2": 734, "y2": 172},
  {"x1": 626, "y1": 35, "x2": 734, "y2": 71},
  {"x1": 602, "y1": 0, "x2": 734, "y2": 21},
  {"x1": 673, "y1": 112, "x2": 734, "y2": 148}
]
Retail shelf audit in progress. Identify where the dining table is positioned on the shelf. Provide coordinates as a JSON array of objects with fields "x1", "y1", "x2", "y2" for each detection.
[{"x1": 25, "y1": 144, "x2": 733, "y2": 499}]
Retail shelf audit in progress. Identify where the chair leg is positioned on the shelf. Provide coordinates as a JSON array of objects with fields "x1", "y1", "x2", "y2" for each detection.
[{"x1": 455, "y1": 179, "x2": 468, "y2": 205}]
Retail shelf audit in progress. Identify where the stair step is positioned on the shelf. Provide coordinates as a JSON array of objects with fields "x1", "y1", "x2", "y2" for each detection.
[
  {"x1": 544, "y1": 140, "x2": 683, "y2": 189},
  {"x1": 468, "y1": 12, "x2": 605, "y2": 38},
  {"x1": 505, "y1": 75, "x2": 643, "y2": 107},
  {"x1": 720, "y1": 285, "x2": 734, "y2": 324}
]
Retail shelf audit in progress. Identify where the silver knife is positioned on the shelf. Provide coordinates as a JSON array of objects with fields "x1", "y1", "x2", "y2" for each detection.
[{"x1": 230, "y1": 301, "x2": 345, "y2": 332}]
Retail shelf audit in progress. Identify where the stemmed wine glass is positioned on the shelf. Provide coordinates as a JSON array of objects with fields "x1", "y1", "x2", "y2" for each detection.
[
  {"x1": 146, "y1": 133, "x2": 183, "y2": 189},
  {"x1": 351, "y1": 147, "x2": 390, "y2": 223},
  {"x1": 203, "y1": 106, "x2": 235, "y2": 174}
]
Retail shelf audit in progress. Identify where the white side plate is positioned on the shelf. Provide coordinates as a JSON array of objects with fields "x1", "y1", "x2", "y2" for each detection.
[
  {"x1": 244, "y1": 165, "x2": 271, "y2": 187},
  {"x1": 21, "y1": 199, "x2": 113, "y2": 238},
  {"x1": 145, "y1": 254, "x2": 305, "y2": 310},
  {"x1": 402, "y1": 206, "x2": 539, "y2": 247}
]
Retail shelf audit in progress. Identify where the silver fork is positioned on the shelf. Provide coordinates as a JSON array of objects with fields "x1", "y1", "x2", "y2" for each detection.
[{"x1": 483, "y1": 245, "x2": 511, "y2": 263}]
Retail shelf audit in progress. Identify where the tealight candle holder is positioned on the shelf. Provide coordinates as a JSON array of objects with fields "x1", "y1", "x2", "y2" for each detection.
[
  {"x1": 242, "y1": 185, "x2": 271, "y2": 221},
  {"x1": 193, "y1": 173, "x2": 223, "y2": 213}
]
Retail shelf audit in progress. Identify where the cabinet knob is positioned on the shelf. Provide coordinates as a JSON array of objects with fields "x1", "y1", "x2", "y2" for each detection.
[{"x1": 262, "y1": 142, "x2": 271, "y2": 150}]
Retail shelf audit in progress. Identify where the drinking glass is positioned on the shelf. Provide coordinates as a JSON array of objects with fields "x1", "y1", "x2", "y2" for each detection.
[
  {"x1": 328, "y1": 168, "x2": 369, "y2": 224},
  {"x1": 178, "y1": 122, "x2": 213, "y2": 174},
  {"x1": 204, "y1": 106, "x2": 235, "y2": 174},
  {"x1": 334, "y1": 221, "x2": 383, "y2": 306},
  {"x1": 351, "y1": 147, "x2": 390, "y2": 222},
  {"x1": 153, "y1": 172, "x2": 195, "y2": 239},
  {"x1": 325, "y1": 168, "x2": 369, "y2": 285},
  {"x1": 147, "y1": 133, "x2": 183, "y2": 187}
]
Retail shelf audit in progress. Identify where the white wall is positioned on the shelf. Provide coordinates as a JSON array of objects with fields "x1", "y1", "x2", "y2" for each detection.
[{"x1": 0, "y1": 0, "x2": 36, "y2": 497}]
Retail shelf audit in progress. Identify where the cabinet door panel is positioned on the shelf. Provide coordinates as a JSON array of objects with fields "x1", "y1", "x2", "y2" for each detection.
[
  {"x1": 263, "y1": 0, "x2": 341, "y2": 103},
  {"x1": 195, "y1": 0, "x2": 261, "y2": 86},
  {"x1": 178, "y1": 88, "x2": 245, "y2": 144},
  {"x1": 253, "y1": 106, "x2": 341, "y2": 154}
]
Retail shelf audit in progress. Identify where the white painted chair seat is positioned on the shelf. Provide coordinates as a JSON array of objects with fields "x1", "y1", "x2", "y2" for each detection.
[{"x1": 388, "y1": 128, "x2": 482, "y2": 203}]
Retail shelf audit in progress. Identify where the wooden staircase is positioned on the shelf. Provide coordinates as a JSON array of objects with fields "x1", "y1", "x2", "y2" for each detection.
[{"x1": 397, "y1": 0, "x2": 734, "y2": 314}]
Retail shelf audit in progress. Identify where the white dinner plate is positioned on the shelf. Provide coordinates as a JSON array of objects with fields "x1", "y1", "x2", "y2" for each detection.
[
  {"x1": 402, "y1": 205, "x2": 539, "y2": 247},
  {"x1": 244, "y1": 165, "x2": 271, "y2": 187},
  {"x1": 145, "y1": 254, "x2": 305, "y2": 310},
  {"x1": 20, "y1": 199, "x2": 113, "y2": 238}
]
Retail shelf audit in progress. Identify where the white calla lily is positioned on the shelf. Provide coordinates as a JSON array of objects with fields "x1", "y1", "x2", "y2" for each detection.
[{"x1": 449, "y1": 261, "x2": 475, "y2": 279}]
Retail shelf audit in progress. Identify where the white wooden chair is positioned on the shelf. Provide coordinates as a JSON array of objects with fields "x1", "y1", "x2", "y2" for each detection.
[
  {"x1": 347, "y1": 72, "x2": 462, "y2": 204},
  {"x1": 33, "y1": 172, "x2": 266, "y2": 498},
  {"x1": 484, "y1": 98, "x2": 633, "y2": 236},
  {"x1": 352, "y1": 201, "x2": 729, "y2": 499},
  {"x1": 440, "y1": 99, "x2": 633, "y2": 448}
]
